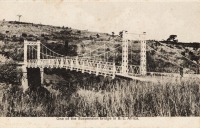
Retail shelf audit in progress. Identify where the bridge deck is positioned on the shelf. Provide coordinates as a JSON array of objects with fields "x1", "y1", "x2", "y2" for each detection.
[{"x1": 17, "y1": 58, "x2": 200, "y2": 82}]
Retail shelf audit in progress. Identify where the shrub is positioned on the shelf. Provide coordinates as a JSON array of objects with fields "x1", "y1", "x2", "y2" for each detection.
[
  {"x1": 77, "y1": 30, "x2": 81, "y2": 34},
  {"x1": 21, "y1": 33, "x2": 27, "y2": 37},
  {"x1": 0, "y1": 61, "x2": 22, "y2": 84}
]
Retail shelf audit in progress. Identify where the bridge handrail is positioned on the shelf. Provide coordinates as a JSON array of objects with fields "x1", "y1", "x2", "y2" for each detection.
[{"x1": 147, "y1": 72, "x2": 180, "y2": 76}]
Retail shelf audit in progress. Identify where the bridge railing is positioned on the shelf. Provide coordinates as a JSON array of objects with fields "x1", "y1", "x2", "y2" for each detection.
[
  {"x1": 115, "y1": 65, "x2": 141, "y2": 76},
  {"x1": 147, "y1": 72, "x2": 181, "y2": 77},
  {"x1": 26, "y1": 57, "x2": 117, "y2": 78},
  {"x1": 116, "y1": 66, "x2": 122, "y2": 74},
  {"x1": 128, "y1": 65, "x2": 140, "y2": 76}
]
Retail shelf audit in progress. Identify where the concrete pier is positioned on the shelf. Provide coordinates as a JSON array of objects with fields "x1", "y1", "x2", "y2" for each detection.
[
  {"x1": 21, "y1": 65, "x2": 28, "y2": 92},
  {"x1": 40, "y1": 68, "x2": 44, "y2": 84}
]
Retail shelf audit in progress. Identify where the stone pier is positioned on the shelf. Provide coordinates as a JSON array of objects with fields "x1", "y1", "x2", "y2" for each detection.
[{"x1": 21, "y1": 65, "x2": 28, "y2": 92}]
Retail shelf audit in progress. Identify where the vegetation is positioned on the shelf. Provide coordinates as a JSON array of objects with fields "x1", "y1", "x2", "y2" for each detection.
[
  {"x1": 166, "y1": 35, "x2": 178, "y2": 43},
  {"x1": 0, "y1": 61, "x2": 21, "y2": 84},
  {"x1": 0, "y1": 75, "x2": 199, "y2": 117},
  {"x1": 0, "y1": 20, "x2": 199, "y2": 117}
]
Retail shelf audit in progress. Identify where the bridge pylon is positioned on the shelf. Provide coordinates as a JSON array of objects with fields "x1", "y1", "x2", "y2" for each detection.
[
  {"x1": 121, "y1": 31, "x2": 147, "y2": 76},
  {"x1": 122, "y1": 31, "x2": 129, "y2": 75},
  {"x1": 140, "y1": 32, "x2": 147, "y2": 76},
  {"x1": 22, "y1": 40, "x2": 44, "y2": 91}
]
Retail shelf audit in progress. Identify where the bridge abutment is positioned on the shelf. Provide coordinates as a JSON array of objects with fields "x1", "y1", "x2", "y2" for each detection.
[
  {"x1": 21, "y1": 67, "x2": 44, "y2": 92},
  {"x1": 27, "y1": 68, "x2": 41, "y2": 89},
  {"x1": 40, "y1": 68, "x2": 44, "y2": 84},
  {"x1": 21, "y1": 65, "x2": 28, "y2": 92}
]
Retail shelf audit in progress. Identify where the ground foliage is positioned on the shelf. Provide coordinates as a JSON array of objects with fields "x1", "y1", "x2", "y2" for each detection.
[{"x1": 0, "y1": 71, "x2": 199, "y2": 117}]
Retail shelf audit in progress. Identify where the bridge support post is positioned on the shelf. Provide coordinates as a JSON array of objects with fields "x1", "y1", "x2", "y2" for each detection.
[
  {"x1": 24, "y1": 40, "x2": 28, "y2": 65},
  {"x1": 60, "y1": 58, "x2": 63, "y2": 68},
  {"x1": 21, "y1": 65, "x2": 28, "y2": 92},
  {"x1": 122, "y1": 31, "x2": 128, "y2": 75},
  {"x1": 40, "y1": 68, "x2": 44, "y2": 84},
  {"x1": 76, "y1": 57, "x2": 79, "y2": 72},
  {"x1": 112, "y1": 63, "x2": 116, "y2": 79},
  {"x1": 37, "y1": 41, "x2": 41, "y2": 66},
  {"x1": 140, "y1": 32, "x2": 147, "y2": 76},
  {"x1": 96, "y1": 63, "x2": 99, "y2": 76},
  {"x1": 70, "y1": 59, "x2": 73, "y2": 71},
  {"x1": 82, "y1": 60, "x2": 85, "y2": 73}
]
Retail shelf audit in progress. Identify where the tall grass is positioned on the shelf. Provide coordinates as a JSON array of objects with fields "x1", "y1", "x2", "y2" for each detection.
[
  {"x1": 0, "y1": 77, "x2": 199, "y2": 117},
  {"x1": 68, "y1": 78, "x2": 200, "y2": 117}
]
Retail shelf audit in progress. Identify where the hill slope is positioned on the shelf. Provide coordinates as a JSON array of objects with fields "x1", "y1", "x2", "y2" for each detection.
[{"x1": 0, "y1": 20, "x2": 199, "y2": 73}]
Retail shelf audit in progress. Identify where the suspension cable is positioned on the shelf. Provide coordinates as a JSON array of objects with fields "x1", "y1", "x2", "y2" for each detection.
[
  {"x1": 28, "y1": 45, "x2": 30, "y2": 60},
  {"x1": 40, "y1": 43, "x2": 65, "y2": 57},
  {"x1": 40, "y1": 44, "x2": 44, "y2": 59},
  {"x1": 31, "y1": 46, "x2": 33, "y2": 59},
  {"x1": 147, "y1": 45, "x2": 183, "y2": 68},
  {"x1": 31, "y1": 46, "x2": 62, "y2": 58},
  {"x1": 3, "y1": 44, "x2": 24, "y2": 63},
  {"x1": 154, "y1": 42, "x2": 200, "y2": 67},
  {"x1": 81, "y1": 43, "x2": 109, "y2": 57},
  {"x1": 126, "y1": 32, "x2": 143, "y2": 35},
  {"x1": 148, "y1": 45, "x2": 199, "y2": 75},
  {"x1": 80, "y1": 44, "x2": 120, "y2": 63},
  {"x1": 130, "y1": 41, "x2": 133, "y2": 64},
  {"x1": 45, "y1": 46, "x2": 47, "y2": 59}
]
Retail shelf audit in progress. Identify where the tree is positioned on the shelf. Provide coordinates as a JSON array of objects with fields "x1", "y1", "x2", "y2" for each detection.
[
  {"x1": 167, "y1": 35, "x2": 178, "y2": 42},
  {"x1": 68, "y1": 45, "x2": 77, "y2": 56},
  {"x1": 96, "y1": 34, "x2": 100, "y2": 38},
  {"x1": 77, "y1": 30, "x2": 81, "y2": 34},
  {"x1": 22, "y1": 33, "x2": 27, "y2": 37},
  {"x1": 119, "y1": 31, "x2": 123, "y2": 38},
  {"x1": 90, "y1": 35, "x2": 93, "y2": 40},
  {"x1": 112, "y1": 32, "x2": 115, "y2": 37}
]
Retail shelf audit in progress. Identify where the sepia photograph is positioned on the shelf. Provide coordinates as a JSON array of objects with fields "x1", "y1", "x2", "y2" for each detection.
[{"x1": 0, "y1": 0, "x2": 200, "y2": 127}]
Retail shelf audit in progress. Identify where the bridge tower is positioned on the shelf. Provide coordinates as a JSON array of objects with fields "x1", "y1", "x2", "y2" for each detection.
[
  {"x1": 22, "y1": 40, "x2": 43, "y2": 92},
  {"x1": 122, "y1": 31, "x2": 147, "y2": 76},
  {"x1": 140, "y1": 32, "x2": 147, "y2": 76},
  {"x1": 122, "y1": 31, "x2": 129, "y2": 75}
]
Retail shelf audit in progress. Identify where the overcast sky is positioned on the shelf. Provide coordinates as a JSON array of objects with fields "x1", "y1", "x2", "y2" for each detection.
[{"x1": 0, "y1": 0, "x2": 200, "y2": 42}]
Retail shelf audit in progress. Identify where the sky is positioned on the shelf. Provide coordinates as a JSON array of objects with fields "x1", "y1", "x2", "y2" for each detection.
[{"x1": 0, "y1": 0, "x2": 200, "y2": 42}]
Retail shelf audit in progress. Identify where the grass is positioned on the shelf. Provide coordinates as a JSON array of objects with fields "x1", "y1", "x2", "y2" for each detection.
[
  {"x1": 69, "y1": 78, "x2": 200, "y2": 117},
  {"x1": 0, "y1": 76, "x2": 199, "y2": 117},
  {"x1": 0, "y1": 20, "x2": 199, "y2": 117}
]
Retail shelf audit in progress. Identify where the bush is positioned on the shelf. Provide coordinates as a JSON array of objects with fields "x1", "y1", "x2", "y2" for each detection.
[
  {"x1": 0, "y1": 61, "x2": 22, "y2": 84},
  {"x1": 77, "y1": 30, "x2": 81, "y2": 34},
  {"x1": 21, "y1": 33, "x2": 27, "y2": 37}
]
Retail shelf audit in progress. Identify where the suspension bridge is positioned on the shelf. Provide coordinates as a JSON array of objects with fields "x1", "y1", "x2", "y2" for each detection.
[{"x1": 17, "y1": 31, "x2": 200, "y2": 91}]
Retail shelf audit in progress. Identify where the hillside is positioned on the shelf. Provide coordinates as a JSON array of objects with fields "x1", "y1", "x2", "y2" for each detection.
[
  {"x1": 0, "y1": 20, "x2": 122, "y2": 60},
  {"x1": 0, "y1": 20, "x2": 199, "y2": 74},
  {"x1": 0, "y1": 21, "x2": 200, "y2": 117},
  {"x1": 0, "y1": 20, "x2": 114, "y2": 43},
  {"x1": 147, "y1": 41, "x2": 200, "y2": 73}
]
